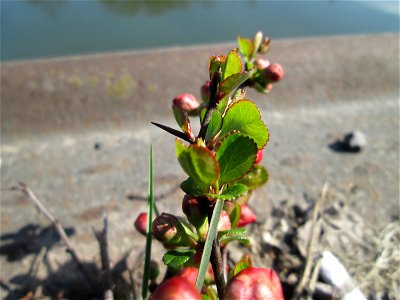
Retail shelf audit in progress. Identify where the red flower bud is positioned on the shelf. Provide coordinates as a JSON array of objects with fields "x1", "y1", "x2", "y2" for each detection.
[
  {"x1": 152, "y1": 213, "x2": 178, "y2": 242},
  {"x1": 224, "y1": 267, "x2": 284, "y2": 300},
  {"x1": 173, "y1": 93, "x2": 200, "y2": 112},
  {"x1": 218, "y1": 210, "x2": 232, "y2": 232},
  {"x1": 255, "y1": 149, "x2": 264, "y2": 165},
  {"x1": 255, "y1": 58, "x2": 270, "y2": 70},
  {"x1": 134, "y1": 212, "x2": 147, "y2": 236},
  {"x1": 152, "y1": 213, "x2": 197, "y2": 246},
  {"x1": 200, "y1": 80, "x2": 211, "y2": 103},
  {"x1": 264, "y1": 63, "x2": 285, "y2": 83},
  {"x1": 149, "y1": 276, "x2": 201, "y2": 300},
  {"x1": 182, "y1": 195, "x2": 209, "y2": 221},
  {"x1": 182, "y1": 195, "x2": 209, "y2": 239},
  {"x1": 237, "y1": 204, "x2": 257, "y2": 227},
  {"x1": 176, "y1": 266, "x2": 198, "y2": 286}
]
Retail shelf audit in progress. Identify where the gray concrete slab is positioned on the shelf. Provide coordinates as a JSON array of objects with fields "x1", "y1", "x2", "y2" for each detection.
[{"x1": 1, "y1": 34, "x2": 399, "y2": 297}]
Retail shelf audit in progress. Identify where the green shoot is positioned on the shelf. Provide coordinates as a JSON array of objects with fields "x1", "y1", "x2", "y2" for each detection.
[{"x1": 142, "y1": 145, "x2": 154, "y2": 300}]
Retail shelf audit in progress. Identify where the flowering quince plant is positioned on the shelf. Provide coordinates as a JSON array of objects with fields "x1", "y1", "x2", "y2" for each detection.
[{"x1": 135, "y1": 31, "x2": 285, "y2": 299}]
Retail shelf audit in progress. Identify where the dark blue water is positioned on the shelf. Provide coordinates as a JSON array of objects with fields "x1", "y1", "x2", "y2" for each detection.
[{"x1": 1, "y1": 0, "x2": 399, "y2": 61}]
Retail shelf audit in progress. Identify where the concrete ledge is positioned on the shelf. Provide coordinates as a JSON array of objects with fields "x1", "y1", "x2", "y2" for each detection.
[{"x1": 2, "y1": 34, "x2": 399, "y2": 140}]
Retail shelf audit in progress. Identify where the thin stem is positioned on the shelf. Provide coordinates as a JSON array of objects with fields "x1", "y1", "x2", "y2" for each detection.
[
  {"x1": 198, "y1": 69, "x2": 221, "y2": 140},
  {"x1": 94, "y1": 213, "x2": 113, "y2": 300},
  {"x1": 198, "y1": 105, "x2": 216, "y2": 141},
  {"x1": 142, "y1": 145, "x2": 154, "y2": 300},
  {"x1": 210, "y1": 237, "x2": 226, "y2": 299}
]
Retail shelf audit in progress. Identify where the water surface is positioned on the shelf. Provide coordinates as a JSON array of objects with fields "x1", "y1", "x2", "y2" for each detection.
[{"x1": 1, "y1": 0, "x2": 398, "y2": 61}]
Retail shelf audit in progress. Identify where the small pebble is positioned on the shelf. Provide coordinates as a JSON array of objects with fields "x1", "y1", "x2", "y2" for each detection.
[
  {"x1": 343, "y1": 130, "x2": 367, "y2": 152},
  {"x1": 94, "y1": 142, "x2": 102, "y2": 150}
]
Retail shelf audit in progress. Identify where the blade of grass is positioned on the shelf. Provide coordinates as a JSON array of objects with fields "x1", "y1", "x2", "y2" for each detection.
[
  {"x1": 142, "y1": 145, "x2": 154, "y2": 300},
  {"x1": 195, "y1": 198, "x2": 224, "y2": 291}
]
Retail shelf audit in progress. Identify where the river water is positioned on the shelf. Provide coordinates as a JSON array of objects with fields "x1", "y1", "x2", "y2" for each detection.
[{"x1": 1, "y1": 0, "x2": 399, "y2": 61}]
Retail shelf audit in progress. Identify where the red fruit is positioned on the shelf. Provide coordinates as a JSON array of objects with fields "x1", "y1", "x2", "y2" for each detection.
[
  {"x1": 255, "y1": 149, "x2": 264, "y2": 165},
  {"x1": 224, "y1": 267, "x2": 284, "y2": 300},
  {"x1": 149, "y1": 276, "x2": 201, "y2": 300},
  {"x1": 173, "y1": 93, "x2": 200, "y2": 112},
  {"x1": 237, "y1": 204, "x2": 257, "y2": 227},
  {"x1": 134, "y1": 212, "x2": 147, "y2": 236},
  {"x1": 176, "y1": 266, "x2": 198, "y2": 286},
  {"x1": 264, "y1": 63, "x2": 285, "y2": 83}
]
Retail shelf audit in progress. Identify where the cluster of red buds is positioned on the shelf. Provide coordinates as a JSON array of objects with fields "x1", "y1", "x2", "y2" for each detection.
[{"x1": 237, "y1": 31, "x2": 285, "y2": 93}]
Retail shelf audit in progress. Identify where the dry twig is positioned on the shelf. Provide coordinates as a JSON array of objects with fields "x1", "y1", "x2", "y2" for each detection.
[
  {"x1": 93, "y1": 212, "x2": 114, "y2": 300},
  {"x1": 293, "y1": 182, "x2": 329, "y2": 298}
]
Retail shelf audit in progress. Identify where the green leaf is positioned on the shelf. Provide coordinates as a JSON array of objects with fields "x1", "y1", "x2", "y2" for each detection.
[
  {"x1": 173, "y1": 105, "x2": 193, "y2": 139},
  {"x1": 219, "y1": 69, "x2": 255, "y2": 96},
  {"x1": 178, "y1": 218, "x2": 200, "y2": 243},
  {"x1": 176, "y1": 140, "x2": 220, "y2": 190},
  {"x1": 216, "y1": 95, "x2": 230, "y2": 115},
  {"x1": 207, "y1": 184, "x2": 248, "y2": 201},
  {"x1": 224, "y1": 201, "x2": 242, "y2": 228},
  {"x1": 142, "y1": 145, "x2": 154, "y2": 300},
  {"x1": 180, "y1": 177, "x2": 206, "y2": 196},
  {"x1": 229, "y1": 254, "x2": 253, "y2": 279},
  {"x1": 218, "y1": 227, "x2": 247, "y2": 239},
  {"x1": 222, "y1": 49, "x2": 242, "y2": 80},
  {"x1": 236, "y1": 165, "x2": 269, "y2": 191},
  {"x1": 218, "y1": 100, "x2": 269, "y2": 150},
  {"x1": 199, "y1": 107, "x2": 207, "y2": 124},
  {"x1": 205, "y1": 110, "x2": 222, "y2": 142},
  {"x1": 217, "y1": 228, "x2": 249, "y2": 245},
  {"x1": 200, "y1": 108, "x2": 223, "y2": 142},
  {"x1": 196, "y1": 199, "x2": 224, "y2": 290},
  {"x1": 220, "y1": 235, "x2": 250, "y2": 245},
  {"x1": 238, "y1": 36, "x2": 254, "y2": 59},
  {"x1": 162, "y1": 249, "x2": 196, "y2": 269},
  {"x1": 216, "y1": 133, "x2": 257, "y2": 185},
  {"x1": 235, "y1": 191, "x2": 252, "y2": 205}
]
